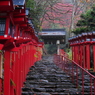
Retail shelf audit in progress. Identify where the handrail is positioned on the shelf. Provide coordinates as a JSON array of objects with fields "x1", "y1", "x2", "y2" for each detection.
[
  {"x1": 54, "y1": 54, "x2": 95, "y2": 95},
  {"x1": 64, "y1": 54, "x2": 95, "y2": 78}
]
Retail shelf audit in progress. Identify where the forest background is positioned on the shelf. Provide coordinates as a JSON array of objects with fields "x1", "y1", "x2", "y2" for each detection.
[{"x1": 26, "y1": 0, "x2": 95, "y2": 54}]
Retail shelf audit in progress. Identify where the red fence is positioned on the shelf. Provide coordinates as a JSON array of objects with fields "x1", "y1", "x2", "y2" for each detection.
[
  {"x1": 59, "y1": 49, "x2": 69, "y2": 58},
  {"x1": 54, "y1": 54, "x2": 95, "y2": 95},
  {"x1": 0, "y1": 42, "x2": 43, "y2": 95},
  {"x1": 0, "y1": 0, "x2": 44, "y2": 95},
  {"x1": 69, "y1": 32, "x2": 95, "y2": 71}
]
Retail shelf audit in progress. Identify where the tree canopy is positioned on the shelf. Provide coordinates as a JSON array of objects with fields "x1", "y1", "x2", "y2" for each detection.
[
  {"x1": 26, "y1": 0, "x2": 61, "y2": 32},
  {"x1": 26, "y1": 0, "x2": 95, "y2": 35},
  {"x1": 72, "y1": 6, "x2": 95, "y2": 35},
  {"x1": 26, "y1": 0, "x2": 76, "y2": 32}
]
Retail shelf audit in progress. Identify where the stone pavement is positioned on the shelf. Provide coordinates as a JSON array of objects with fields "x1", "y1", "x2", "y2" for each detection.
[{"x1": 22, "y1": 55, "x2": 81, "y2": 95}]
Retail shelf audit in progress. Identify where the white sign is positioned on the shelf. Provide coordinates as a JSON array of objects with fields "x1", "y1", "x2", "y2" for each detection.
[{"x1": 38, "y1": 32, "x2": 65, "y2": 36}]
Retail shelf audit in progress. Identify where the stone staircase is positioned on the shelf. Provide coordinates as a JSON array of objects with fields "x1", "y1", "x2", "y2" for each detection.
[{"x1": 22, "y1": 56, "x2": 82, "y2": 95}]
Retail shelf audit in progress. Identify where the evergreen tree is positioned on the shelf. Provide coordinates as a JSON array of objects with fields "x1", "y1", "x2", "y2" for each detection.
[{"x1": 72, "y1": 6, "x2": 95, "y2": 35}]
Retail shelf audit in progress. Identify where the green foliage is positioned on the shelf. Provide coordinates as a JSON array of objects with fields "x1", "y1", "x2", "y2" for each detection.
[
  {"x1": 26, "y1": 0, "x2": 35, "y2": 9},
  {"x1": 72, "y1": 6, "x2": 95, "y2": 35},
  {"x1": 26, "y1": 0, "x2": 43, "y2": 32},
  {"x1": 72, "y1": 27, "x2": 88, "y2": 35},
  {"x1": 67, "y1": 50, "x2": 72, "y2": 60},
  {"x1": 66, "y1": 48, "x2": 72, "y2": 60},
  {"x1": 26, "y1": 0, "x2": 64, "y2": 32}
]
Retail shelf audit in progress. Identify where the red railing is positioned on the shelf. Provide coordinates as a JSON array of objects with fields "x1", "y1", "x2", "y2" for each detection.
[
  {"x1": 0, "y1": 42, "x2": 43, "y2": 95},
  {"x1": 59, "y1": 49, "x2": 69, "y2": 58},
  {"x1": 54, "y1": 54, "x2": 95, "y2": 95}
]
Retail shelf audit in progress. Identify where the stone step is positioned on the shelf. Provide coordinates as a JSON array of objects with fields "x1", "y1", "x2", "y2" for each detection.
[
  {"x1": 24, "y1": 82, "x2": 75, "y2": 88},
  {"x1": 22, "y1": 55, "x2": 92, "y2": 95},
  {"x1": 26, "y1": 79, "x2": 74, "y2": 85},
  {"x1": 22, "y1": 91, "x2": 81, "y2": 95}
]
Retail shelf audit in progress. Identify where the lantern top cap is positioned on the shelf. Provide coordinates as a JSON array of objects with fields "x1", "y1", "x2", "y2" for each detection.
[
  {"x1": 88, "y1": 32, "x2": 92, "y2": 35},
  {"x1": 74, "y1": 36, "x2": 77, "y2": 39},
  {"x1": 92, "y1": 31, "x2": 95, "y2": 35},
  {"x1": 26, "y1": 8, "x2": 30, "y2": 16},
  {"x1": 78, "y1": 34, "x2": 82, "y2": 37},
  {"x1": 68, "y1": 38, "x2": 72, "y2": 40},
  {"x1": 76, "y1": 36, "x2": 79, "y2": 38},
  {"x1": 13, "y1": 0, "x2": 25, "y2": 6},
  {"x1": 28, "y1": 20, "x2": 34, "y2": 28},
  {"x1": 82, "y1": 32, "x2": 87, "y2": 36},
  {"x1": 25, "y1": 10, "x2": 29, "y2": 16}
]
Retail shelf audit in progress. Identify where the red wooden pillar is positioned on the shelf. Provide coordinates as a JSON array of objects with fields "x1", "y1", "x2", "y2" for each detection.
[
  {"x1": 4, "y1": 51, "x2": 11, "y2": 95},
  {"x1": 74, "y1": 45, "x2": 77, "y2": 63},
  {"x1": 5, "y1": 17, "x2": 10, "y2": 36},
  {"x1": 24, "y1": 46, "x2": 27, "y2": 76},
  {"x1": 23, "y1": 46, "x2": 26, "y2": 81},
  {"x1": 30, "y1": 45, "x2": 33, "y2": 66},
  {"x1": 21, "y1": 46, "x2": 24, "y2": 88},
  {"x1": 19, "y1": 49, "x2": 22, "y2": 95},
  {"x1": 13, "y1": 51, "x2": 17, "y2": 95},
  {"x1": 83, "y1": 45, "x2": 86, "y2": 68},
  {"x1": 72, "y1": 46, "x2": 74, "y2": 60},
  {"x1": 25, "y1": 46, "x2": 29, "y2": 75},
  {"x1": 0, "y1": 79, "x2": 2, "y2": 94},
  {"x1": 22, "y1": 47, "x2": 24, "y2": 83},
  {"x1": 25, "y1": 46, "x2": 29, "y2": 72},
  {"x1": 35, "y1": 46, "x2": 37, "y2": 62},
  {"x1": 27, "y1": 45, "x2": 30, "y2": 70},
  {"x1": 32, "y1": 46, "x2": 35, "y2": 63},
  {"x1": 19, "y1": 48, "x2": 22, "y2": 95},
  {"x1": 79, "y1": 44, "x2": 81, "y2": 65},
  {"x1": 36, "y1": 47, "x2": 38, "y2": 61},
  {"x1": 74, "y1": 45, "x2": 76, "y2": 62},
  {"x1": 17, "y1": 28, "x2": 20, "y2": 39},
  {"x1": 79, "y1": 45, "x2": 82, "y2": 66},
  {"x1": 78, "y1": 45, "x2": 80, "y2": 65},
  {"x1": 29, "y1": 45, "x2": 31, "y2": 68},
  {"x1": 27, "y1": 45, "x2": 29, "y2": 68},
  {"x1": 85, "y1": 44, "x2": 90, "y2": 70},
  {"x1": 93, "y1": 45, "x2": 95, "y2": 72},
  {"x1": 13, "y1": 52, "x2": 16, "y2": 95},
  {"x1": 16, "y1": 51, "x2": 19, "y2": 95},
  {"x1": 32, "y1": 45, "x2": 34, "y2": 65},
  {"x1": 29, "y1": 45, "x2": 31, "y2": 67},
  {"x1": 24, "y1": 46, "x2": 26, "y2": 81},
  {"x1": 0, "y1": 53, "x2": 3, "y2": 93},
  {"x1": 73, "y1": 46, "x2": 75, "y2": 61},
  {"x1": 30, "y1": 45, "x2": 32, "y2": 66},
  {"x1": 14, "y1": 25, "x2": 19, "y2": 39},
  {"x1": 76, "y1": 45, "x2": 79, "y2": 64},
  {"x1": 80, "y1": 44, "x2": 83, "y2": 67},
  {"x1": 10, "y1": 52, "x2": 14, "y2": 95}
]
